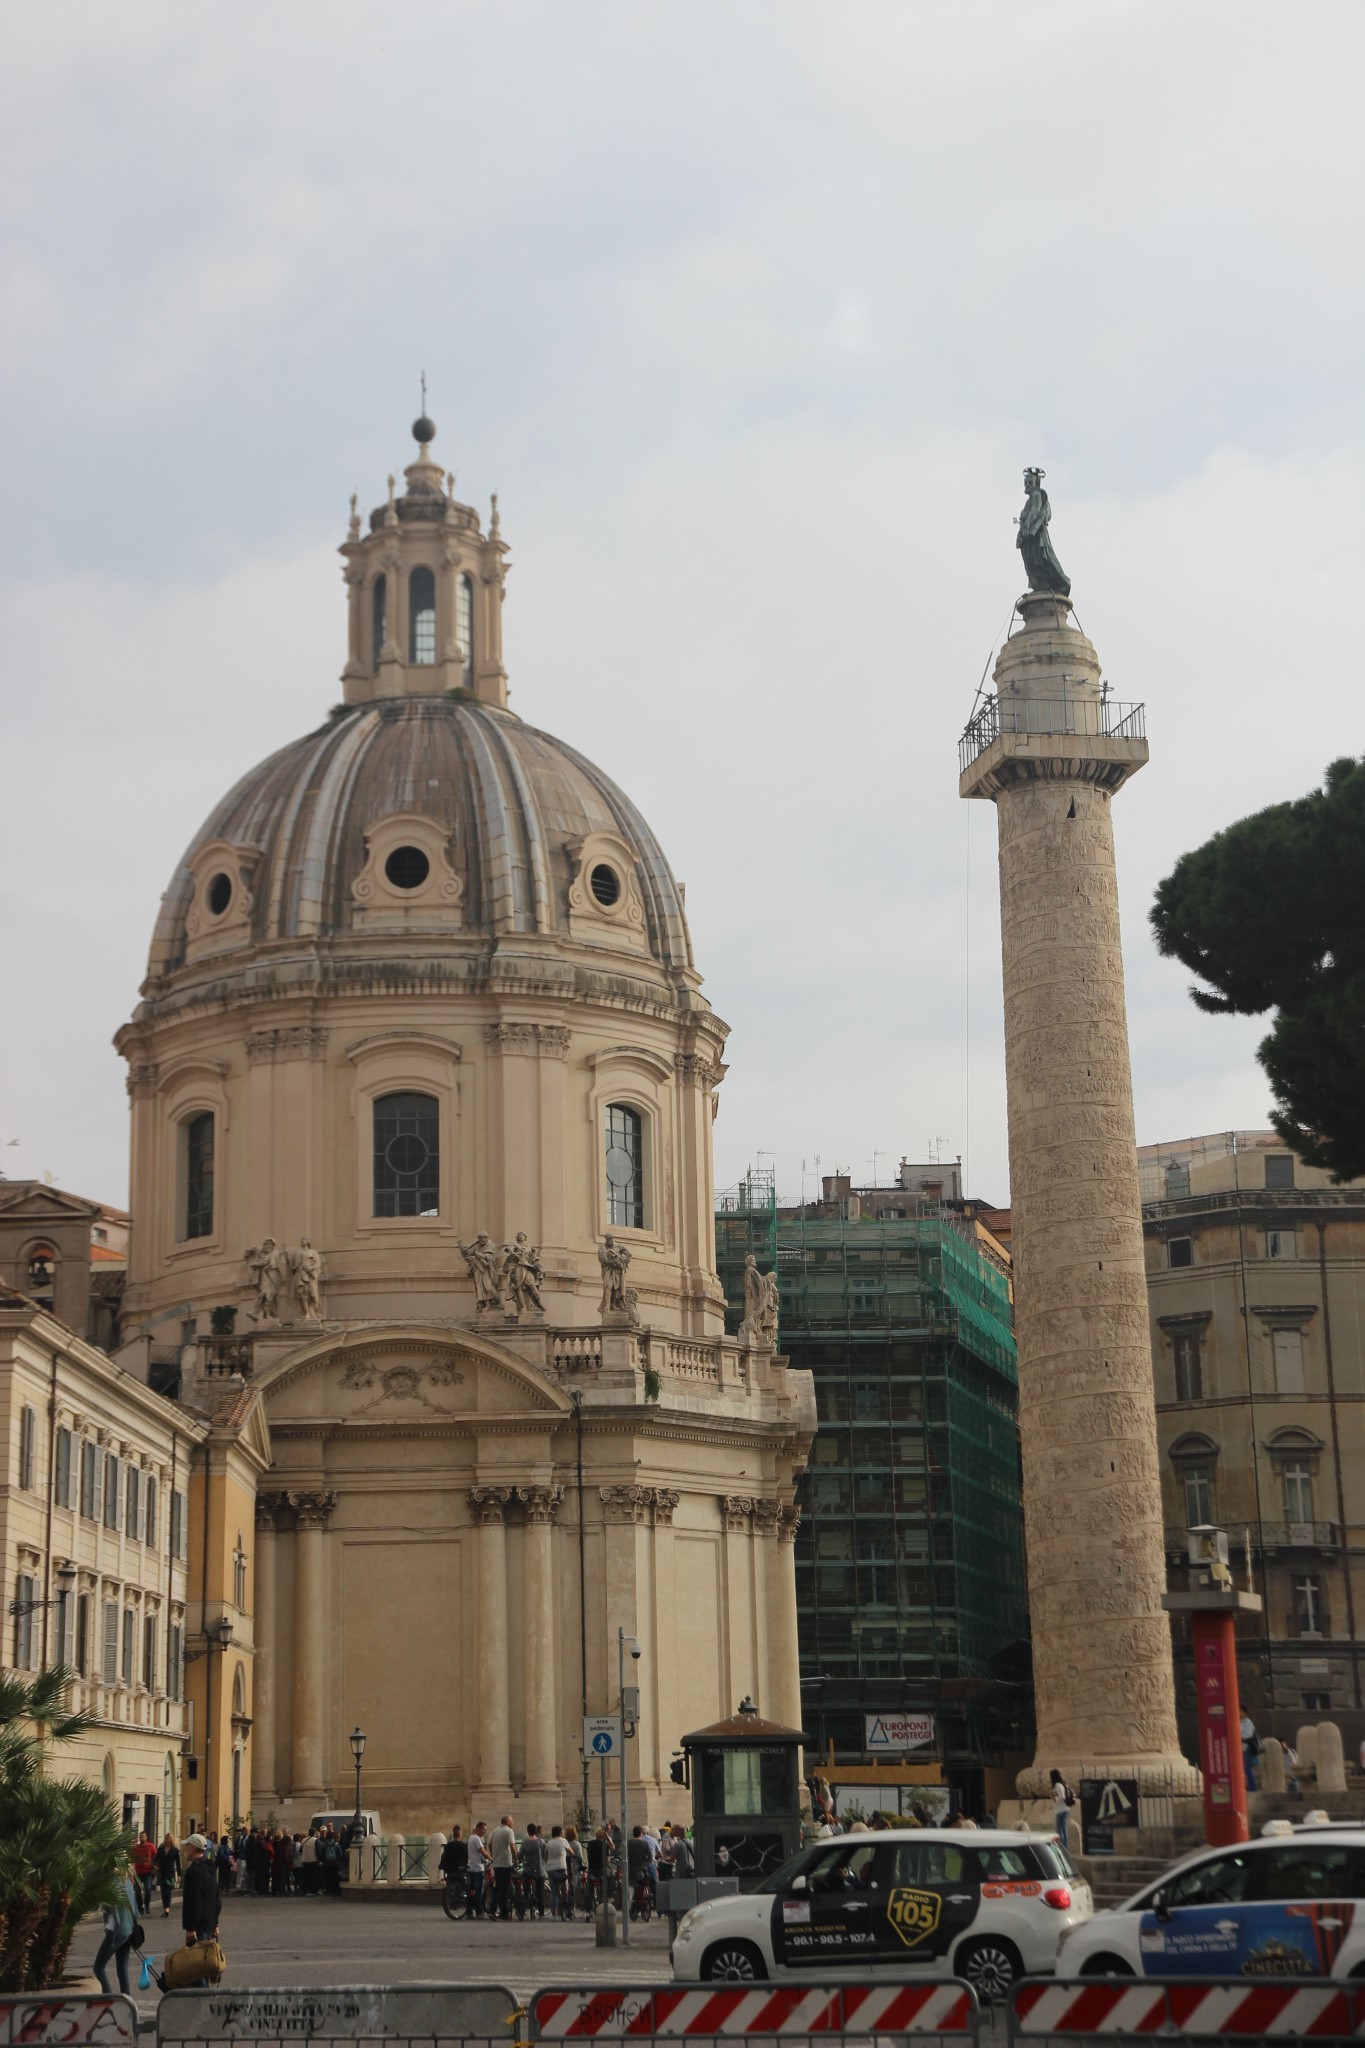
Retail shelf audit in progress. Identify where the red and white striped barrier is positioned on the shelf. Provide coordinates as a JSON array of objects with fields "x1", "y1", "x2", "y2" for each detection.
[
  {"x1": 1010, "y1": 1975, "x2": 1365, "y2": 2038},
  {"x1": 531, "y1": 1982, "x2": 977, "y2": 2040},
  {"x1": 1, "y1": 1997, "x2": 139, "y2": 2048}
]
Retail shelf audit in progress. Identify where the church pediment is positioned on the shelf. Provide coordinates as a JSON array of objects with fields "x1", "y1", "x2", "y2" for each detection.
[
  {"x1": 0, "y1": 1183, "x2": 100, "y2": 1223},
  {"x1": 252, "y1": 1324, "x2": 571, "y2": 1426}
]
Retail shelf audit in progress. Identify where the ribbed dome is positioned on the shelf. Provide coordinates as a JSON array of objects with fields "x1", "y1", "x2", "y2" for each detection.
[{"x1": 146, "y1": 697, "x2": 694, "y2": 983}]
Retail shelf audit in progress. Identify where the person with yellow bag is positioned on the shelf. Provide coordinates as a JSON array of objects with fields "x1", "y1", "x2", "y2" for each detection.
[{"x1": 155, "y1": 1834, "x2": 225, "y2": 1989}]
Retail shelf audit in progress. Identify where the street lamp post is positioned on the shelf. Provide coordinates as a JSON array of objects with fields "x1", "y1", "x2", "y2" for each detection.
[
  {"x1": 349, "y1": 1725, "x2": 366, "y2": 1839},
  {"x1": 618, "y1": 1629, "x2": 640, "y2": 1946}
]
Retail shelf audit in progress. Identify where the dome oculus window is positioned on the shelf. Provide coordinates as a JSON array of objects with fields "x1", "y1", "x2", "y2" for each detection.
[
  {"x1": 457, "y1": 572, "x2": 473, "y2": 686},
  {"x1": 590, "y1": 863, "x2": 621, "y2": 908},
  {"x1": 206, "y1": 872, "x2": 233, "y2": 917},
  {"x1": 605, "y1": 1103, "x2": 644, "y2": 1229},
  {"x1": 182, "y1": 1111, "x2": 215, "y2": 1241},
  {"x1": 373, "y1": 1090, "x2": 439, "y2": 1216},
  {"x1": 384, "y1": 845, "x2": 431, "y2": 891},
  {"x1": 409, "y1": 566, "x2": 436, "y2": 665},
  {"x1": 372, "y1": 574, "x2": 387, "y2": 666}
]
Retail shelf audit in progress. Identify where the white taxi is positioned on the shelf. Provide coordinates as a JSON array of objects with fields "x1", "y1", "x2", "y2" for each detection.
[
  {"x1": 671, "y1": 1829, "x2": 1092, "y2": 2000},
  {"x1": 1058, "y1": 1826, "x2": 1365, "y2": 1981}
]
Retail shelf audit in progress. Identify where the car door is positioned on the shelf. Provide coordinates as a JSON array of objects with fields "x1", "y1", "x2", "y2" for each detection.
[
  {"x1": 1233, "y1": 1841, "x2": 1364, "y2": 1976},
  {"x1": 771, "y1": 1842, "x2": 883, "y2": 1969},
  {"x1": 875, "y1": 1840, "x2": 982, "y2": 1969},
  {"x1": 1137, "y1": 1849, "x2": 1256, "y2": 1977}
]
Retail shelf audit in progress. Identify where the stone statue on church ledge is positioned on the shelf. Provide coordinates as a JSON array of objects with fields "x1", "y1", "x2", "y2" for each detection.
[
  {"x1": 501, "y1": 1232, "x2": 545, "y2": 1316},
  {"x1": 1016, "y1": 466, "x2": 1071, "y2": 597},
  {"x1": 459, "y1": 1231, "x2": 506, "y2": 1311},
  {"x1": 245, "y1": 1238, "x2": 288, "y2": 1323},
  {"x1": 291, "y1": 1238, "x2": 324, "y2": 1323},
  {"x1": 598, "y1": 1234, "x2": 638, "y2": 1322}
]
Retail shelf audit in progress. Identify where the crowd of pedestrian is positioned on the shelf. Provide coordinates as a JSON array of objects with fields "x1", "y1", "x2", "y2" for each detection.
[{"x1": 439, "y1": 1814, "x2": 695, "y2": 1920}]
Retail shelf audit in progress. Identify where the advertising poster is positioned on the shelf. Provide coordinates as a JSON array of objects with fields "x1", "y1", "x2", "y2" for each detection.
[
  {"x1": 1139, "y1": 1900, "x2": 1356, "y2": 1978},
  {"x1": 1080, "y1": 1776, "x2": 1139, "y2": 1856}
]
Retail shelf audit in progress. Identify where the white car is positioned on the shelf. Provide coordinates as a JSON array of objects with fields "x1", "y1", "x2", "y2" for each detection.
[
  {"x1": 1059, "y1": 1827, "x2": 1365, "y2": 1981},
  {"x1": 671, "y1": 1829, "x2": 1092, "y2": 2001}
]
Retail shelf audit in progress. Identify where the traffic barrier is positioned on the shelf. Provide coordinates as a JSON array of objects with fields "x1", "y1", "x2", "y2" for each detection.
[
  {"x1": 156, "y1": 1984, "x2": 521, "y2": 2048},
  {"x1": 1008, "y1": 1974, "x2": 1365, "y2": 2040},
  {"x1": 530, "y1": 1980, "x2": 978, "y2": 2044},
  {"x1": 0, "y1": 1995, "x2": 139, "y2": 2047}
]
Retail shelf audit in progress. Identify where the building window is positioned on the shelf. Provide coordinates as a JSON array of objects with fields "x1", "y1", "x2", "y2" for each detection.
[
  {"x1": 1272, "y1": 1327, "x2": 1306, "y2": 1392},
  {"x1": 1284, "y1": 1462, "x2": 1315, "y2": 1526},
  {"x1": 18, "y1": 1404, "x2": 36, "y2": 1490},
  {"x1": 1266, "y1": 1153, "x2": 1296, "y2": 1189},
  {"x1": 122, "y1": 1609, "x2": 135, "y2": 1687},
  {"x1": 605, "y1": 1104, "x2": 644, "y2": 1229},
  {"x1": 76, "y1": 1593, "x2": 91, "y2": 1677},
  {"x1": 142, "y1": 1614, "x2": 157, "y2": 1692},
  {"x1": 103, "y1": 1454, "x2": 121, "y2": 1532},
  {"x1": 1164, "y1": 1164, "x2": 1190, "y2": 1198},
  {"x1": 103, "y1": 1602, "x2": 119, "y2": 1685},
  {"x1": 409, "y1": 566, "x2": 436, "y2": 664},
  {"x1": 182, "y1": 1112, "x2": 214, "y2": 1241},
  {"x1": 56, "y1": 1426, "x2": 74, "y2": 1507},
  {"x1": 372, "y1": 1090, "x2": 440, "y2": 1217},
  {"x1": 80, "y1": 1440, "x2": 101, "y2": 1521},
  {"x1": 1302, "y1": 1689, "x2": 1331, "y2": 1711},
  {"x1": 233, "y1": 1539, "x2": 247, "y2": 1609},
  {"x1": 457, "y1": 573, "x2": 473, "y2": 684},
  {"x1": 170, "y1": 1490, "x2": 188, "y2": 1561},
  {"x1": 1266, "y1": 1227, "x2": 1297, "y2": 1260},
  {"x1": 1183, "y1": 1467, "x2": 1213, "y2": 1527},
  {"x1": 126, "y1": 1467, "x2": 142, "y2": 1541},
  {"x1": 54, "y1": 1589, "x2": 72, "y2": 1670},
  {"x1": 145, "y1": 1476, "x2": 158, "y2": 1548},
  {"x1": 168, "y1": 1624, "x2": 183, "y2": 1701},
  {"x1": 26, "y1": 1244, "x2": 56, "y2": 1307},
  {"x1": 372, "y1": 573, "x2": 387, "y2": 665},
  {"x1": 1293, "y1": 1574, "x2": 1325, "y2": 1637},
  {"x1": 13, "y1": 1577, "x2": 35, "y2": 1669},
  {"x1": 1167, "y1": 1237, "x2": 1194, "y2": 1269},
  {"x1": 1174, "y1": 1332, "x2": 1202, "y2": 1402}
]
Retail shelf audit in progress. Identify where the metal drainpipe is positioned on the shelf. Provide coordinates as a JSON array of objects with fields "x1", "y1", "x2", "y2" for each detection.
[
  {"x1": 1315, "y1": 1218, "x2": 1359, "y2": 1706},
  {"x1": 573, "y1": 1388, "x2": 590, "y2": 1824},
  {"x1": 42, "y1": 1345, "x2": 59, "y2": 1668}
]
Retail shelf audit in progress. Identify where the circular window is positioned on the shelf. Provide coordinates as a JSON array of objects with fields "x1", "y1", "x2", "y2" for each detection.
[
  {"x1": 605, "y1": 1144, "x2": 636, "y2": 1190},
  {"x1": 385, "y1": 1132, "x2": 430, "y2": 1175},
  {"x1": 385, "y1": 846, "x2": 431, "y2": 891},
  {"x1": 207, "y1": 872, "x2": 233, "y2": 916},
  {"x1": 590, "y1": 863, "x2": 621, "y2": 907}
]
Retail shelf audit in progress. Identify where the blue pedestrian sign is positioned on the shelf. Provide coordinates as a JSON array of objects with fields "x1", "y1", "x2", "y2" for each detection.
[{"x1": 584, "y1": 1714, "x2": 623, "y2": 1757}]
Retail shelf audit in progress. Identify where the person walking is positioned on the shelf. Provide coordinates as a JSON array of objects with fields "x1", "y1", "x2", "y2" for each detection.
[
  {"x1": 466, "y1": 1821, "x2": 490, "y2": 1917},
  {"x1": 544, "y1": 1824, "x2": 570, "y2": 1918},
  {"x1": 489, "y1": 1815, "x2": 518, "y2": 1920},
  {"x1": 521, "y1": 1824, "x2": 547, "y2": 1918},
  {"x1": 181, "y1": 1834, "x2": 221, "y2": 1949},
  {"x1": 92, "y1": 1865, "x2": 139, "y2": 1993},
  {"x1": 565, "y1": 1824, "x2": 586, "y2": 1911},
  {"x1": 131, "y1": 1831, "x2": 156, "y2": 1915},
  {"x1": 439, "y1": 1824, "x2": 468, "y2": 1903},
  {"x1": 1049, "y1": 1770, "x2": 1075, "y2": 1851},
  {"x1": 154, "y1": 1833, "x2": 181, "y2": 1917},
  {"x1": 1241, "y1": 1712, "x2": 1261, "y2": 1793}
]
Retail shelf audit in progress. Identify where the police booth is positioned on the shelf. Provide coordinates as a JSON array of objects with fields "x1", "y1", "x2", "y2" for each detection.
[{"x1": 673, "y1": 1696, "x2": 805, "y2": 1893}]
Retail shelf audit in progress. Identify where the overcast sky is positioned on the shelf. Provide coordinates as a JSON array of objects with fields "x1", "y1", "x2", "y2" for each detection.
[{"x1": 2, "y1": 0, "x2": 1361, "y2": 1213}]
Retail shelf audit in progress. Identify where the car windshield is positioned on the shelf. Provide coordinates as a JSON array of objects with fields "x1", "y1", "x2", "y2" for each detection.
[{"x1": 755, "y1": 1846, "x2": 819, "y2": 1895}]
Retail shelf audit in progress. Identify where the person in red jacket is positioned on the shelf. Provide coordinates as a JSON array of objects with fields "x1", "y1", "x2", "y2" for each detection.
[{"x1": 131, "y1": 1830, "x2": 157, "y2": 1914}]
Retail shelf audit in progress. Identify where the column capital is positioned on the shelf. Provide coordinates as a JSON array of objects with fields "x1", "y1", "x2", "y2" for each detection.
[
  {"x1": 777, "y1": 1503, "x2": 802, "y2": 1544},
  {"x1": 723, "y1": 1494, "x2": 755, "y2": 1531},
  {"x1": 599, "y1": 1484, "x2": 651, "y2": 1526},
  {"x1": 652, "y1": 1488, "x2": 680, "y2": 1527},
  {"x1": 469, "y1": 1485, "x2": 512, "y2": 1525},
  {"x1": 287, "y1": 1488, "x2": 338, "y2": 1528},
  {"x1": 255, "y1": 1490, "x2": 288, "y2": 1533},
  {"x1": 517, "y1": 1484, "x2": 564, "y2": 1524},
  {"x1": 752, "y1": 1499, "x2": 783, "y2": 1537}
]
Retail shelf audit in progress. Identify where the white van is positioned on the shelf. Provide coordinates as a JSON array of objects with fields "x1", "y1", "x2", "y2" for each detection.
[{"x1": 309, "y1": 1808, "x2": 382, "y2": 1837}]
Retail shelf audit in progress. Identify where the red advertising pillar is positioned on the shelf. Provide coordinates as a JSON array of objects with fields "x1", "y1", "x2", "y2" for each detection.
[{"x1": 1191, "y1": 1610, "x2": 1249, "y2": 1847}]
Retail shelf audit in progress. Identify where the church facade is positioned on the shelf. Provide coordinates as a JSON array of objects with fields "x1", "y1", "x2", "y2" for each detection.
[{"x1": 113, "y1": 415, "x2": 814, "y2": 1831}]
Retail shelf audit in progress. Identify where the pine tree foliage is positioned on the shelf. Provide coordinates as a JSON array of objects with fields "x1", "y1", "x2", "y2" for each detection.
[{"x1": 1151, "y1": 756, "x2": 1365, "y2": 1181}]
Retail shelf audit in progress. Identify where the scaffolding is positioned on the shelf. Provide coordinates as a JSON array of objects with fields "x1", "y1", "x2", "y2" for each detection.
[{"x1": 714, "y1": 1194, "x2": 1030, "y2": 1773}]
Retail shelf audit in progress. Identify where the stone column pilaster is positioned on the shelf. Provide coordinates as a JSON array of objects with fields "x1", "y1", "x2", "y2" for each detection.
[
  {"x1": 287, "y1": 1490, "x2": 337, "y2": 1800},
  {"x1": 469, "y1": 1487, "x2": 513, "y2": 1804},
  {"x1": 722, "y1": 1495, "x2": 756, "y2": 1709},
  {"x1": 650, "y1": 1490, "x2": 680, "y2": 1783},
  {"x1": 250, "y1": 1493, "x2": 282, "y2": 1807},
  {"x1": 769, "y1": 1504, "x2": 803, "y2": 1734},
  {"x1": 517, "y1": 1486, "x2": 564, "y2": 1805}
]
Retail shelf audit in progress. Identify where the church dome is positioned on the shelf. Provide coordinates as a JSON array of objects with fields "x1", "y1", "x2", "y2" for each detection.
[{"x1": 145, "y1": 695, "x2": 695, "y2": 986}]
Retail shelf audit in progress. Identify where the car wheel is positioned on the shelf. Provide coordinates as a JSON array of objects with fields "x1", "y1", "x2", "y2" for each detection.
[
  {"x1": 957, "y1": 1936, "x2": 1024, "y2": 2003},
  {"x1": 1079, "y1": 1954, "x2": 1135, "y2": 1978},
  {"x1": 701, "y1": 1940, "x2": 767, "y2": 1982}
]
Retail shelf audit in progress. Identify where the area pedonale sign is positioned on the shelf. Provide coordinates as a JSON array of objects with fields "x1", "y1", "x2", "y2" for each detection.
[{"x1": 865, "y1": 1714, "x2": 935, "y2": 1753}]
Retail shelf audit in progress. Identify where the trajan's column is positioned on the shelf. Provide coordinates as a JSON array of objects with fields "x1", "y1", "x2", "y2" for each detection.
[{"x1": 960, "y1": 471, "x2": 1192, "y2": 1792}]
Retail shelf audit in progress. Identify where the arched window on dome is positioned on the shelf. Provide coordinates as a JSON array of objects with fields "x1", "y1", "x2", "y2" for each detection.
[
  {"x1": 605, "y1": 1104, "x2": 644, "y2": 1230},
  {"x1": 373, "y1": 1091, "x2": 439, "y2": 1217},
  {"x1": 182, "y1": 1112, "x2": 215, "y2": 1241},
  {"x1": 409, "y1": 566, "x2": 436, "y2": 666},
  {"x1": 457, "y1": 573, "x2": 474, "y2": 687},
  {"x1": 371, "y1": 574, "x2": 387, "y2": 667}
]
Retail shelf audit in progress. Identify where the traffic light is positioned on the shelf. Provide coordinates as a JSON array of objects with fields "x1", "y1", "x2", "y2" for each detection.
[{"x1": 669, "y1": 1752, "x2": 689, "y2": 1788}]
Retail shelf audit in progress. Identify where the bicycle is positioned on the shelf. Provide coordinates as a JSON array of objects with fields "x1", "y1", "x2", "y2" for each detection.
[{"x1": 628, "y1": 1874, "x2": 655, "y2": 1922}]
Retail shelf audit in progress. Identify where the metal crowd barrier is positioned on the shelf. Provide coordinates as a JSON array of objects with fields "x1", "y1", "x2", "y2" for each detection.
[
  {"x1": 1008, "y1": 1973, "x2": 1365, "y2": 2042},
  {"x1": 0, "y1": 1996, "x2": 139, "y2": 2048},
  {"x1": 529, "y1": 1981, "x2": 979, "y2": 2046},
  {"x1": 156, "y1": 1985, "x2": 522, "y2": 2048}
]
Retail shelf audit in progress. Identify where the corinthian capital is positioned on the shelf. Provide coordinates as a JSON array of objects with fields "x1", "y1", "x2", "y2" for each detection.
[
  {"x1": 599, "y1": 1485, "x2": 651, "y2": 1526},
  {"x1": 287, "y1": 1489, "x2": 338, "y2": 1528},
  {"x1": 723, "y1": 1494, "x2": 755, "y2": 1531},
  {"x1": 517, "y1": 1484, "x2": 565, "y2": 1524},
  {"x1": 468, "y1": 1485, "x2": 512, "y2": 1526}
]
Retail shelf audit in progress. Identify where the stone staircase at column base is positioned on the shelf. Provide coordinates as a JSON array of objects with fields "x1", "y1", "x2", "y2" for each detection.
[{"x1": 1073, "y1": 1851, "x2": 1184, "y2": 1911}]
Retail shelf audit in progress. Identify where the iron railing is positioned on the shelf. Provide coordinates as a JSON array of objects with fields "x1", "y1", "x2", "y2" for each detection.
[
  {"x1": 959, "y1": 693, "x2": 1146, "y2": 775},
  {"x1": 1164, "y1": 1521, "x2": 1338, "y2": 1556}
]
